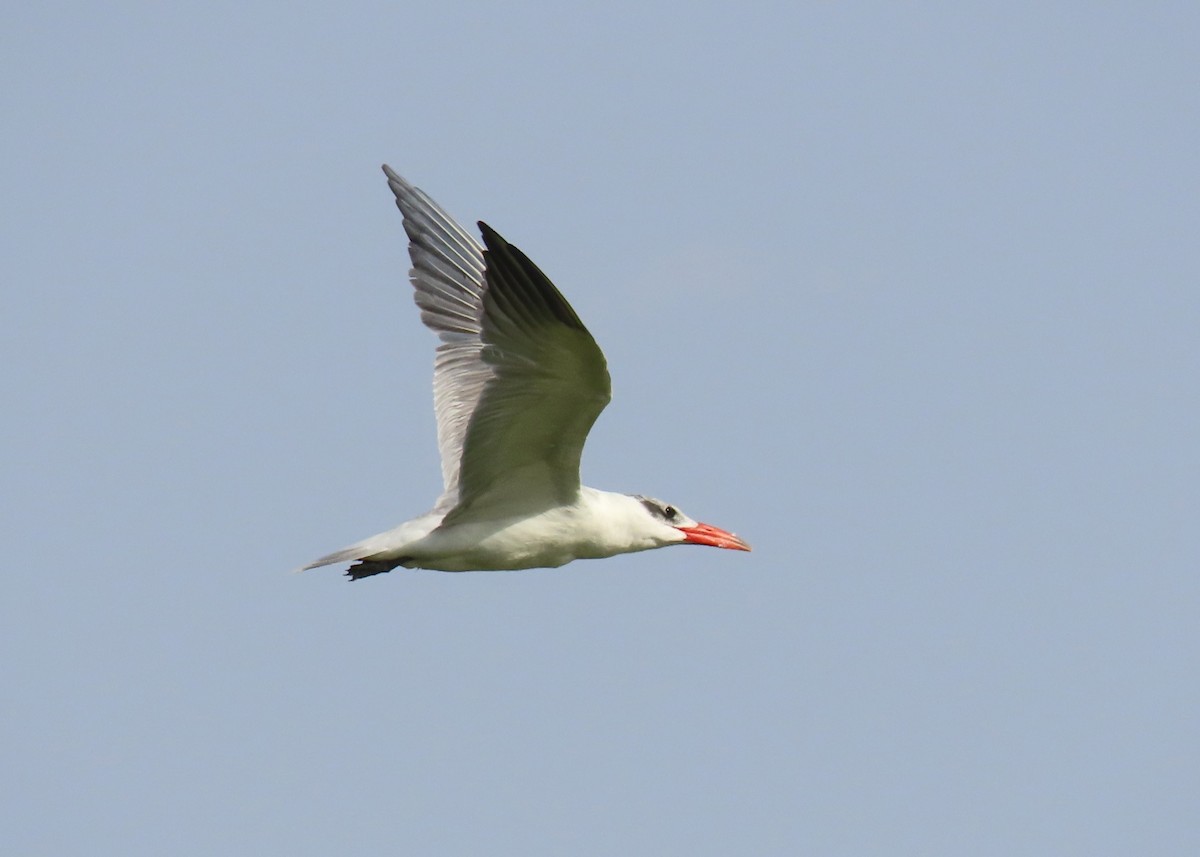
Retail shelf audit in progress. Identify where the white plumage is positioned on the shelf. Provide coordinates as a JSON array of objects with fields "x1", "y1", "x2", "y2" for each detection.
[{"x1": 301, "y1": 167, "x2": 749, "y2": 579}]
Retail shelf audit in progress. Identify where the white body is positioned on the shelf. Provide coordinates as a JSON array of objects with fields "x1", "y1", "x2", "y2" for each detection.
[
  {"x1": 300, "y1": 168, "x2": 748, "y2": 579},
  {"x1": 314, "y1": 488, "x2": 689, "y2": 573}
]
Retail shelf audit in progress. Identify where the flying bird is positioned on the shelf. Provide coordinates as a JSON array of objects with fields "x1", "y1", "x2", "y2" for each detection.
[{"x1": 301, "y1": 166, "x2": 750, "y2": 580}]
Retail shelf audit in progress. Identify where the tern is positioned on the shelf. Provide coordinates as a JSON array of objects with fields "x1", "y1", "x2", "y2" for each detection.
[{"x1": 301, "y1": 166, "x2": 750, "y2": 580}]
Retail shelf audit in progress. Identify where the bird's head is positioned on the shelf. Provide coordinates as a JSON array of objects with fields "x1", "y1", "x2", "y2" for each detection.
[{"x1": 632, "y1": 495, "x2": 752, "y2": 552}]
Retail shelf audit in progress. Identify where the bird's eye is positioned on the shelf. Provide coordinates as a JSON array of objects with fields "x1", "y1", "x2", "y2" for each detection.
[{"x1": 663, "y1": 505, "x2": 677, "y2": 520}]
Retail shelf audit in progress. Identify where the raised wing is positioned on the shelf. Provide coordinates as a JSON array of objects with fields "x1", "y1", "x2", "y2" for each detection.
[
  {"x1": 382, "y1": 166, "x2": 612, "y2": 519},
  {"x1": 454, "y1": 222, "x2": 611, "y2": 518},
  {"x1": 384, "y1": 166, "x2": 489, "y2": 502}
]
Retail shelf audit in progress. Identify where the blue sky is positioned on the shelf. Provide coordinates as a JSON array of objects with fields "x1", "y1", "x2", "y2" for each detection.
[{"x1": 4, "y1": 3, "x2": 1198, "y2": 854}]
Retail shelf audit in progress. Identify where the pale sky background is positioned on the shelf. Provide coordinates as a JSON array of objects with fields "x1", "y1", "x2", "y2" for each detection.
[{"x1": 4, "y1": 3, "x2": 1198, "y2": 855}]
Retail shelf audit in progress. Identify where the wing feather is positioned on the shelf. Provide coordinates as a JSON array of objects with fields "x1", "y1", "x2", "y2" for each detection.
[{"x1": 381, "y1": 166, "x2": 611, "y2": 519}]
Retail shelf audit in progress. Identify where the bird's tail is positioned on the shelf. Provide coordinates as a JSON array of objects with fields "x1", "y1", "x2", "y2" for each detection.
[
  {"x1": 293, "y1": 543, "x2": 412, "y2": 581},
  {"x1": 294, "y1": 514, "x2": 439, "y2": 579},
  {"x1": 294, "y1": 543, "x2": 373, "y2": 573}
]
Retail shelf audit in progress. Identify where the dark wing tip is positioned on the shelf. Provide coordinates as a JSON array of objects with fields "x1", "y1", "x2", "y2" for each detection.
[
  {"x1": 345, "y1": 558, "x2": 408, "y2": 581},
  {"x1": 477, "y1": 221, "x2": 588, "y2": 333},
  {"x1": 477, "y1": 220, "x2": 502, "y2": 245},
  {"x1": 381, "y1": 164, "x2": 404, "y2": 186}
]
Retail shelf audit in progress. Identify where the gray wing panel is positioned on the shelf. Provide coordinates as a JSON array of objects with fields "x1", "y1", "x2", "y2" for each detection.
[{"x1": 383, "y1": 166, "x2": 490, "y2": 503}]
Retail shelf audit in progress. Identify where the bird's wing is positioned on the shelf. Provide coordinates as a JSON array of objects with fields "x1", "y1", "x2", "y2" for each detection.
[
  {"x1": 383, "y1": 166, "x2": 612, "y2": 520},
  {"x1": 384, "y1": 166, "x2": 489, "y2": 502}
]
